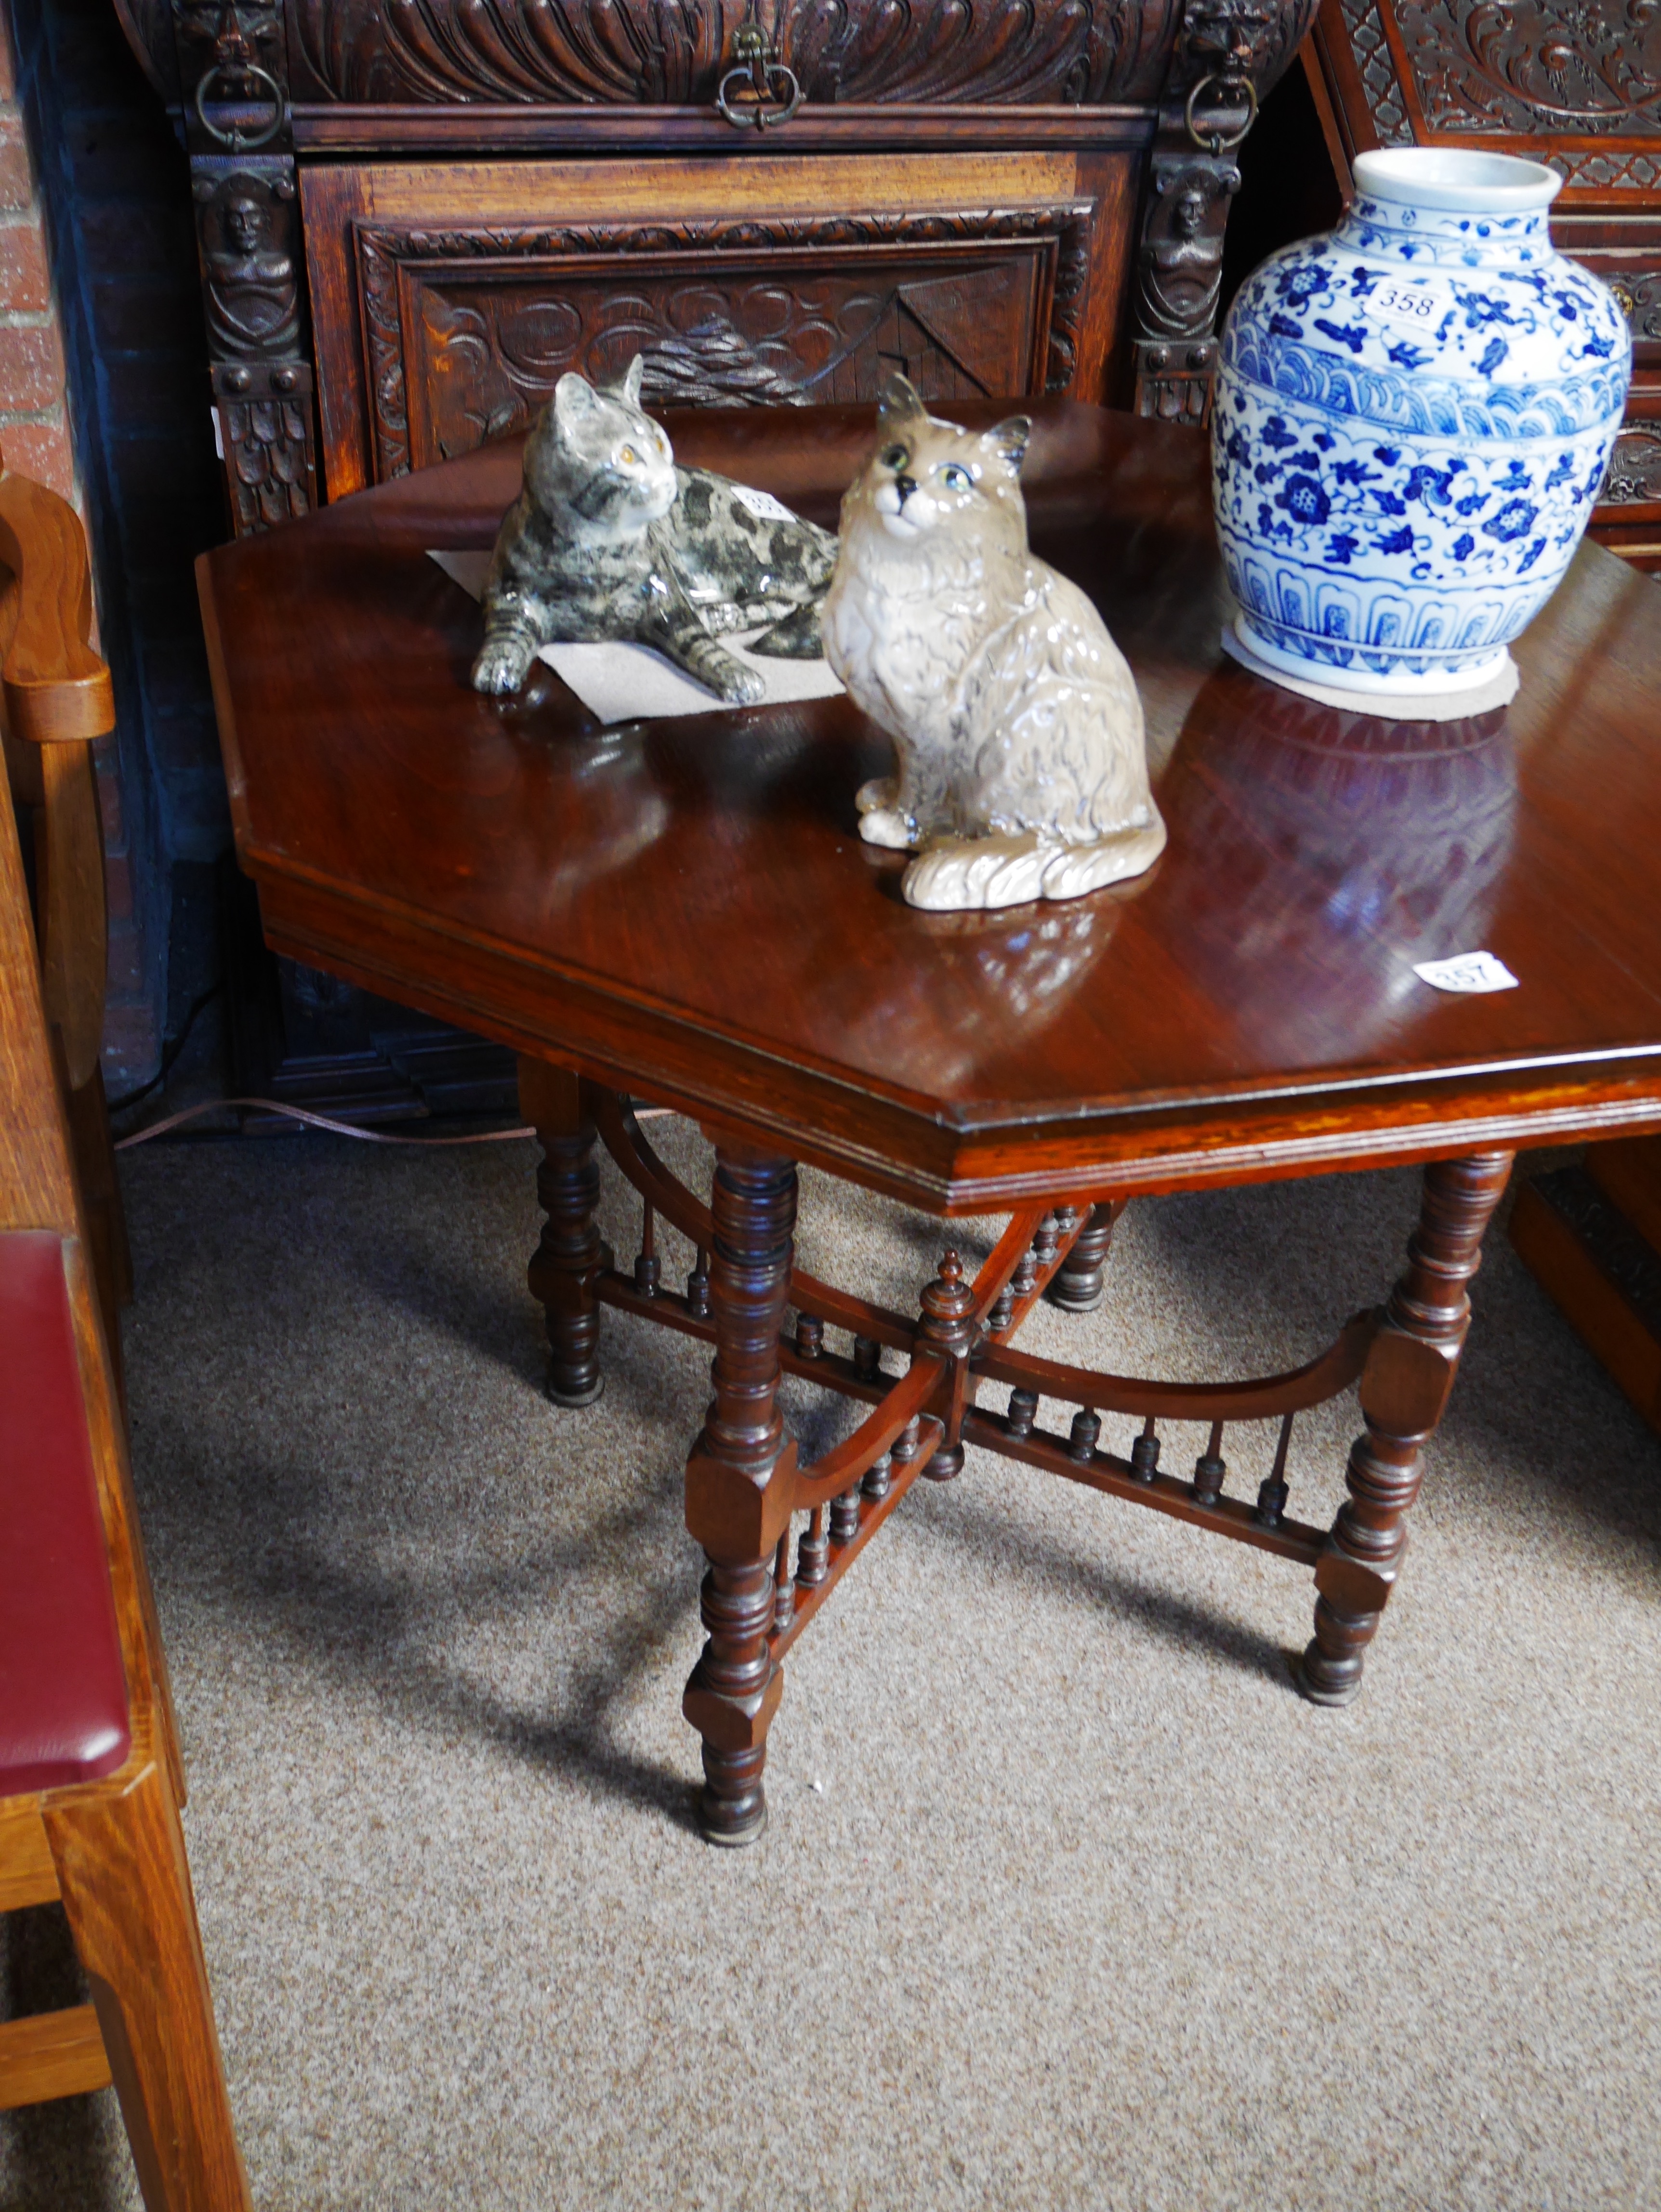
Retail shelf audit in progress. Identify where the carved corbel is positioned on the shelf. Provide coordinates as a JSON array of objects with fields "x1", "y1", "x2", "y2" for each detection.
[
  {"x1": 1134, "y1": 0, "x2": 1319, "y2": 425},
  {"x1": 171, "y1": 6, "x2": 318, "y2": 534}
]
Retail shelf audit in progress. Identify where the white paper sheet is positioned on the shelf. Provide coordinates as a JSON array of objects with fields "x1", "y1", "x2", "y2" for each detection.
[{"x1": 429, "y1": 547, "x2": 844, "y2": 724}]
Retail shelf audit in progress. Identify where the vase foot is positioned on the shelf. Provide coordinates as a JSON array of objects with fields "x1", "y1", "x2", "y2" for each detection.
[{"x1": 1224, "y1": 620, "x2": 1519, "y2": 723}]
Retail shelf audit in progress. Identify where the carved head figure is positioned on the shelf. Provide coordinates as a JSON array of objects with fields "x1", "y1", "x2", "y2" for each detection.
[
  {"x1": 223, "y1": 193, "x2": 270, "y2": 257},
  {"x1": 834, "y1": 374, "x2": 1031, "y2": 601},
  {"x1": 524, "y1": 356, "x2": 677, "y2": 538},
  {"x1": 1173, "y1": 182, "x2": 1211, "y2": 238}
]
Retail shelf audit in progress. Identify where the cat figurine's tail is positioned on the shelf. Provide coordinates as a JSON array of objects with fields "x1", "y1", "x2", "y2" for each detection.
[{"x1": 891, "y1": 822, "x2": 1168, "y2": 912}]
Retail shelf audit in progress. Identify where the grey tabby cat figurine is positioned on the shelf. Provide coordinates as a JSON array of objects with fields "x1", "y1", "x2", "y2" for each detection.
[
  {"x1": 823, "y1": 376, "x2": 1166, "y2": 911},
  {"x1": 471, "y1": 356, "x2": 836, "y2": 704}
]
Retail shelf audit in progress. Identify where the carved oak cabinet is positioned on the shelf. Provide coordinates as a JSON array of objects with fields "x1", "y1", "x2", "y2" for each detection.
[
  {"x1": 114, "y1": 0, "x2": 1318, "y2": 533},
  {"x1": 1306, "y1": 0, "x2": 1661, "y2": 568}
]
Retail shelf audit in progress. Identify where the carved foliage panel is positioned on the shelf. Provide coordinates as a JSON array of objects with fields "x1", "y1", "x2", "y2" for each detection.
[
  {"x1": 1397, "y1": 0, "x2": 1661, "y2": 142},
  {"x1": 354, "y1": 210, "x2": 1093, "y2": 480},
  {"x1": 286, "y1": 0, "x2": 1184, "y2": 109},
  {"x1": 1598, "y1": 415, "x2": 1661, "y2": 506},
  {"x1": 1330, "y1": 0, "x2": 1661, "y2": 185}
]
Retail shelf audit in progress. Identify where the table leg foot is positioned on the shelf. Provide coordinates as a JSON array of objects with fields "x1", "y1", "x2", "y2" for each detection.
[
  {"x1": 699, "y1": 1769, "x2": 768, "y2": 1846},
  {"x1": 683, "y1": 1142, "x2": 798, "y2": 1847},
  {"x1": 1296, "y1": 1617, "x2": 1368, "y2": 1706},
  {"x1": 520, "y1": 1059, "x2": 606, "y2": 1409},
  {"x1": 1298, "y1": 1150, "x2": 1513, "y2": 1706},
  {"x1": 1047, "y1": 1203, "x2": 1120, "y2": 1314}
]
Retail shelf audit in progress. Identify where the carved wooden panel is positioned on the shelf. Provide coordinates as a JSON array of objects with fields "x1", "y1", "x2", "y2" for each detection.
[
  {"x1": 358, "y1": 211, "x2": 1088, "y2": 479},
  {"x1": 303, "y1": 153, "x2": 1128, "y2": 496}
]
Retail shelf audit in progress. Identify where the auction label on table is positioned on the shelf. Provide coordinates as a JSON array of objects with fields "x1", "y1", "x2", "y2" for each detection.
[{"x1": 1412, "y1": 951, "x2": 1519, "y2": 994}]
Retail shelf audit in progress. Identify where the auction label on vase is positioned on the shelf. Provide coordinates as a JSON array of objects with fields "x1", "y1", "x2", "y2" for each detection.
[{"x1": 1361, "y1": 282, "x2": 1441, "y2": 335}]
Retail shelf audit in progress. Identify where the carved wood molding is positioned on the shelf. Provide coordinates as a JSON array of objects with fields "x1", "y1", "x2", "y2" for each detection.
[
  {"x1": 355, "y1": 204, "x2": 1096, "y2": 479},
  {"x1": 289, "y1": 0, "x2": 1182, "y2": 110}
]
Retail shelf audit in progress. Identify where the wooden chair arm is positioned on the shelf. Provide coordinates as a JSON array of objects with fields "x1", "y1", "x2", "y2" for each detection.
[{"x1": 0, "y1": 469, "x2": 114, "y2": 746}]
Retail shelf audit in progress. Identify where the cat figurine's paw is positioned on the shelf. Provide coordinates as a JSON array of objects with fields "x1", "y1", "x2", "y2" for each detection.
[
  {"x1": 855, "y1": 779, "x2": 917, "y2": 849},
  {"x1": 749, "y1": 602, "x2": 824, "y2": 660},
  {"x1": 472, "y1": 634, "x2": 537, "y2": 695},
  {"x1": 701, "y1": 651, "x2": 767, "y2": 707}
]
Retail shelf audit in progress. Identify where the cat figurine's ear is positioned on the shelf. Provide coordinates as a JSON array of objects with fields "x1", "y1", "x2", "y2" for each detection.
[
  {"x1": 877, "y1": 374, "x2": 928, "y2": 432},
  {"x1": 553, "y1": 370, "x2": 598, "y2": 432},
  {"x1": 618, "y1": 354, "x2": 646, "y2": 407},
  {"x1": 981, "y1": 415, "x2": 1032, "y2": 473}
]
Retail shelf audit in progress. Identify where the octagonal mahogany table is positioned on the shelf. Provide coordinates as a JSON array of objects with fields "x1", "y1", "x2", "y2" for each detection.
[{"x1": 199, "y1": 400, "x2": 1661, "y2": 1844}]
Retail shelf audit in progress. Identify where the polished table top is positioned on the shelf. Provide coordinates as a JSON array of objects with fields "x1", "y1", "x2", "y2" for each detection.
[{"x1": 198, "y1": 401, "x2": 1661, "y2": 1210}]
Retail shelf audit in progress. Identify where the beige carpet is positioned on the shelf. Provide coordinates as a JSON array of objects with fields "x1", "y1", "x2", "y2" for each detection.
[{"x1": 4, "y1": 1127, "x2": 1659, "y2": 2210}]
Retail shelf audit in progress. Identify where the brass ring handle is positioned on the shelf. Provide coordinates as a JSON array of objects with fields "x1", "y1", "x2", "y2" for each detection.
[
  {"x1": 716, "y1": 56, "x2": 803, "y2": 129},
  {"x1": 195, "y1": 60, "x2": 285, "y2": 150},
  {"x1": 1184, "y1": 70, "x2": 1257, "y2": 154}
]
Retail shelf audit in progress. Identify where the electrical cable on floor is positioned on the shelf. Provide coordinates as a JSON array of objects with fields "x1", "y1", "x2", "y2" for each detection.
[
  {"x1": 113, "y1": 1098, "x2": 674, "y2": 1151},
  {"x1": 105, "y1": 979, "x2": 226, "y2": 1116}
]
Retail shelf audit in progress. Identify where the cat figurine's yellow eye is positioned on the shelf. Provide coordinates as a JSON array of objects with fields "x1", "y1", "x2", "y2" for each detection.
[
  {"x1": 620, "y1": 445, "x2": 638, "y2": 466},
  {"x1": 940, "y1": 465, "x2": 972, "y2": 493},
  {"x1": 881, "y1": 445, "x2": 910, "y2": 472}
]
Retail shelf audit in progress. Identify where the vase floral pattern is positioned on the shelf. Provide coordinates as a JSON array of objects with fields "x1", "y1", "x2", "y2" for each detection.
[{"x1": 1212, "y1": 150, "x2": 1631, "y2": 695}]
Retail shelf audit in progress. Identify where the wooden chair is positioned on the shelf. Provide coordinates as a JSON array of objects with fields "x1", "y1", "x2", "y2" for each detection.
[
  {"x1": 0, "y1": 447, "x2": 133, "y2": 1399},
  {"x1": 0, "y1": 484, "x2": 251, "y2": 2205}
]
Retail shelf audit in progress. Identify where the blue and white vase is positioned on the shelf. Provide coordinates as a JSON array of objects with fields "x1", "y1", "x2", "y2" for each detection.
[{"x1": 1212, "y1": 148, "x2": 1631, "y2": 701}]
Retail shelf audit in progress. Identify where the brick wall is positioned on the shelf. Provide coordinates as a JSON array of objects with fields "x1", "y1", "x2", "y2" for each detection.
[{"x1": 3, "y1": 0, "x2": 232, "y2": 1090}]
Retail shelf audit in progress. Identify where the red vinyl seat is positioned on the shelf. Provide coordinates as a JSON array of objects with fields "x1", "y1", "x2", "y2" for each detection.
[{"x1": 0, "y1": 1228, "x2": 130, "y2": 1794}]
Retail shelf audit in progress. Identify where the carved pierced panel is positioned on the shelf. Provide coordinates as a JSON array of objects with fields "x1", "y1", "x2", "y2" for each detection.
[
  {"x1": 354, "y1": 208, "x2": 1093, "y2": 481},
  {"x1": 287, "y1": 0, "x2": 1182, "y2": 109}
]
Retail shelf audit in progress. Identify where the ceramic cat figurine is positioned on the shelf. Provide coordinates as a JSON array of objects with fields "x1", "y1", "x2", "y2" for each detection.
[
  {"x1": 471, "y1": 356, "x2": 836, "y2": 704},
  {"x1": 822, "y1": 377, "x2": 1165, "y2": 910}
]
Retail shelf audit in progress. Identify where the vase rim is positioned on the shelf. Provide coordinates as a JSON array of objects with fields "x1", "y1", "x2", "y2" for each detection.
[{"x1": 1352, "y1": 148, "x2": 1563, "y2": 214}]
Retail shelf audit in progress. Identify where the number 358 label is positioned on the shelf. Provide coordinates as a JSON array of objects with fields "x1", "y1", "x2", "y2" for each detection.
[{"x1": 1362, "y1": 282, "x2": 1439, "y2": 333}]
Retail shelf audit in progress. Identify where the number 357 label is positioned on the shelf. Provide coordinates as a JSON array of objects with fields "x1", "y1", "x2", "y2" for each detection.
[{"x1": 1362, "y1": 282, "x2": 1440, "y2": 334}]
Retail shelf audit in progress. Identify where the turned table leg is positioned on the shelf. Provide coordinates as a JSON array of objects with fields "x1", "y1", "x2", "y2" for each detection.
[
  {"x1": 1300, "y1": 1150, "x2": 1514, "y2": 1706},
  {"x1": 519, "y1": 1058, "x2": 607, "y2": 1408},
  {"x1": 1049, "y1": 1201, "x2": 1122, "y2": 1314},
  {"x1": 682, "y1": 1141, "x2": 798, "y2": 1845}
]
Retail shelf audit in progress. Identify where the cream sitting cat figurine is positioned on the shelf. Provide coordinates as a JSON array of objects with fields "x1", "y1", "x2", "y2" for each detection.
[{"x1": 822, "y1": 377, "x2": 1165, "y2": 910}]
